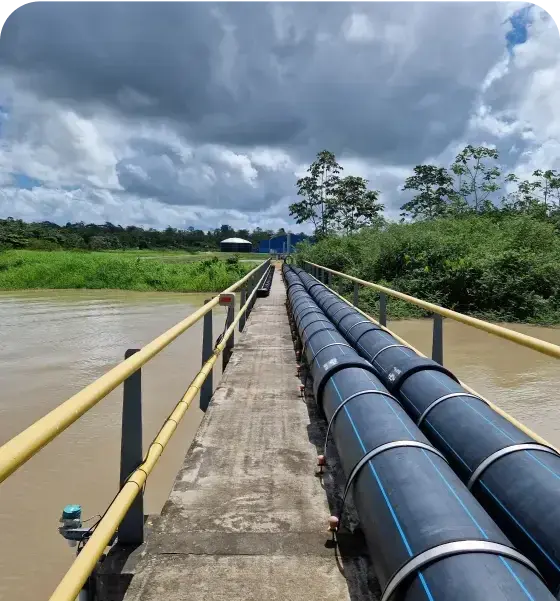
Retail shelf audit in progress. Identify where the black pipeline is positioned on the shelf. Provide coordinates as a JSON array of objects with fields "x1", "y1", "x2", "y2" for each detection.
[
  {"x1": 295, "y1": 265, "x2": 560, "y2": 594},
  {"x1": 282, "y1": 264, "x2": 553, "y2": 601}
]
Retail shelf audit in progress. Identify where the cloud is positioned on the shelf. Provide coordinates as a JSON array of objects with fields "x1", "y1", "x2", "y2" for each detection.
[{"x1": 0, "y1": 2, "x2": 558, "y2": 230}]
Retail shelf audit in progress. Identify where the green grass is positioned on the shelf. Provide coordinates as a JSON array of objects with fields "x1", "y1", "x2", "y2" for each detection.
[
  {"x1": 0, "y1": 250, "x2": 257, "y2": 292},
  {"x1": 99, "y1": 250, "x2": 268, "y2": 264},
  {"x1": 295, "y1": 215, "x2": 560, "y2": 325}
]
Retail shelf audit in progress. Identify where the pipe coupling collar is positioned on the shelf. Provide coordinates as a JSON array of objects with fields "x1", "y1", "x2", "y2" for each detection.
[
  {"x1": 382, "y1": 540, "x2": 541, "y2": 601},
  {"x1": 467, "y1": 443, "x2": 559, "y2": 490}
]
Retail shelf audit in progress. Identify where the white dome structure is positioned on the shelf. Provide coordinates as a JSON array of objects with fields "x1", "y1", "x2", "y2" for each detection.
[{"x1": 220, "y1": 237, "x2": 253, "y2": 252}]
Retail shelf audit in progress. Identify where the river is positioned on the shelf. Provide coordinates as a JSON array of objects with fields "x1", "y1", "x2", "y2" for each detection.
[
  {"x1": 0, "y1": 290, "x2": 226, "y2": 601},
  {"x1": 0, "y1": 291, "x2": 559, "y2": 601}
]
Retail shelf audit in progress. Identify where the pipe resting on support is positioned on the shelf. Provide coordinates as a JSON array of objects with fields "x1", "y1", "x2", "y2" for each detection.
[
  {"x1": 293, "y1": 265, "x2": 560, "y2": 595},
  {"x1": 283, "y1": 264, "x2": 554, "y2": 601}
]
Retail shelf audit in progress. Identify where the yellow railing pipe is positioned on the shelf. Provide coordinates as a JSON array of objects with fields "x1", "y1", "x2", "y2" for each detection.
[
  {"x1": 306, "y1": 262, "x2": 560, "y2": 362},
  {"x1": 0, "y1": 260, "x2": 268, "y2": 485},
  {"x1": 306, "y1": 271, "x2": 559, "y2": 454},
  {"x1": 48, "y1": 261, "x2": 270, "y2": 601}
]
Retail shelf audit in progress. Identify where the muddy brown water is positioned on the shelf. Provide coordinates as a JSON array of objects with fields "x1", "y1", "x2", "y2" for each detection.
[
  {"x1": 0, "y1": 290, "x2": 226, "y2": 601},
  {"x1": 0, "y1": 291, "x2": 559, "y2": 601}
]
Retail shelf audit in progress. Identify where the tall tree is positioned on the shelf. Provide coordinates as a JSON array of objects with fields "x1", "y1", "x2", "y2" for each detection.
[
  {"x1": 400, "y1": 165, "x2": 456, "y2": 220},
  {"x1": 290, "y1": 150, "x2": 342, "y2": 236},
  {"x1": 333, "y1": 176, "x2": 384, "y2": 233},
  {"x1": 503, "y1": 169, "x2": 560, "y2": 216},
  {"x1": 451, "y1": 145, "x2": 501, "y2": 212},
  {"x1": 527, "y1": 169, "x2": 560, "y2": 212}
]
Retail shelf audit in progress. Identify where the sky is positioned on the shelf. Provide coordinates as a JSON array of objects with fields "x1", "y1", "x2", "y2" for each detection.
[{"x1": 0, "y1": 2, "x2": 558, "y2": 233}]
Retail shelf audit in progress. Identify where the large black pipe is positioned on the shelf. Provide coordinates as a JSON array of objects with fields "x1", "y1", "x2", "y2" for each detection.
[
  {"x1": 283, "y1": 265, "x2": 553, "y2": 601},
  {"x1": 296, "y1": 265, "x2": 560, "y2": 594}
]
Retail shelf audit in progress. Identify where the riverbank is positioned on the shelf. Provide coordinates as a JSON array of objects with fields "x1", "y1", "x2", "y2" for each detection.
[
  {"x1": 295, "y1": 215, "x2": 560, "y2": 325},
  {"x1": 0, "y1": 250, "x2": 256, "y2": 292}
]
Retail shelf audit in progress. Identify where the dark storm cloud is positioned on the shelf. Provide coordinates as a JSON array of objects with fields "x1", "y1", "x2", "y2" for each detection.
[
  {"x1": 114, "y1": 136, "x2": 293, "y2": 211},
  {"x1": 0, "y1": 2, "x2": 509, "y2": 165}
]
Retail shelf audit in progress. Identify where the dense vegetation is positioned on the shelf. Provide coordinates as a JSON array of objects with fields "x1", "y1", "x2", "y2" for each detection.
[
  {"x1": 0, "y1": 251, "x2": 254, "y2": 292},
  {"x1": 0, "y1": 219, "x2": 306, "y2": 252},
  {"x1": 296, "y1": 216, "x2": 560, "y2": 324},
  {"x1": 293, "y1": 149, "x2": 560, "y2": 324}
]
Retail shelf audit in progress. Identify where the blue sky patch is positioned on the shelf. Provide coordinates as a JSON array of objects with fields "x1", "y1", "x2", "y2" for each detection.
[
  {"x1": 0, "y1": 104, "x2": 8, "y2": 138},
  {"x1": 12, "y1": 173, "x2": 43, "y2": 190},
  {"x1": 506, "y1": 4, "x2": 534, "y2": 52}
]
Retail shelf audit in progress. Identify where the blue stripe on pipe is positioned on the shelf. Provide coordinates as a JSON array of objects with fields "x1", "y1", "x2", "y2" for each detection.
[
  {"x1": 424, "y1": 371, "x2": 560, "y2": 479},
  {"x1": 291, "y1": 284, "x2": 549, "y2": 598},
  {"x1": 422, "y1": 413, "x2": 560, "y2": 575},
  {"x1": 367, "y1": 375, "x2": 490, "y2": 540},
  {"x1": 462, "y1": 399, "x2": 560, "y2": 481},
  {"x1": 328, "y1": 376, "x2": 434, "y2": 601},
  {"x1": 332, "y1": 371, "x2": 539, "y2": 601},
  {"x1": 481, "y1": 481, "x2": 560, "y2": 574},
  {"x1": 500, "y1": 557, "x2": 536, "y2": 601}
]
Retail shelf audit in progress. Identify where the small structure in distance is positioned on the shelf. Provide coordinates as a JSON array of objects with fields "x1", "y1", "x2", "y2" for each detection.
[
  {"x1": 258, "y1": 233, "x2": 310, "y2": 255},
  {"x1": 219, "y1": 237, "x2": 253, "y2": 253}
]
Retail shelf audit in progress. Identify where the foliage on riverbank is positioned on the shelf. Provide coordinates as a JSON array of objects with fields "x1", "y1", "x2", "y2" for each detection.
[
  {"x1": 0, "y1": 217, "x2": 308, "y2": 252},
  {"x1": 0, "y1": 250, "x2": 254, "y2": 292},
  {"x1": 295, "y1": 215, "x2": 560, "y2": 324}
]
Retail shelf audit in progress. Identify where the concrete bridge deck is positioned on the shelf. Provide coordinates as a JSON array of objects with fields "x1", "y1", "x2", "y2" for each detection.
[{"x1": 120, "y1": 268, "x2": 375, "y2": 601}]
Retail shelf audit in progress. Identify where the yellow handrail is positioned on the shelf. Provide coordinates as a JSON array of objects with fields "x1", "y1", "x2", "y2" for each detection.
[
  {"x1": 0, "y1": 260, "x2": 269, "y2": 485},
  {"x1": 305, "y1": 269, "x2": 559, "y2": 454},
  {"x1": 48, "y1": 261, "x2": 271, "y2": 601},
  {"x1": 305, "y1": 262, "x2": 560, "y2": 361}
]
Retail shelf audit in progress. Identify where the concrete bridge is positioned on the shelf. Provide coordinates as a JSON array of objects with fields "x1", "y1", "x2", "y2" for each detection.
[{"x1": 1, "y1": 259, "x2": 560, "y2": 601}]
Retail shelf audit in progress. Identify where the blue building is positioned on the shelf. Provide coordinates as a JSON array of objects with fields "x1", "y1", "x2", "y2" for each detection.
[{"x1": 258, "y1": 233, "x2": 310, "y2": 254}]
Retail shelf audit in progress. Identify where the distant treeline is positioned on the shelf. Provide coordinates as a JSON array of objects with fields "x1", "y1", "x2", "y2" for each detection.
[{"x1": 0, "y1": 219, "x2": 305, "y2": 252}]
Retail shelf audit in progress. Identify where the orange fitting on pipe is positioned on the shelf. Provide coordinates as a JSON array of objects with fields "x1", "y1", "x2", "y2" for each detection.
[{"x1": 328, "y1": 516, "x2": 339, "y2": 532}]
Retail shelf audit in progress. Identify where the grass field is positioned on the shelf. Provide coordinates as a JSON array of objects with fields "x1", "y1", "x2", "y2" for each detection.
[
  {"x1": 128, "y1": 250, "x2": 268, "y2": 263},
  {"x1": 0, "y1": 250, "x2": 261, "y2": 292},
  {"x1": 104, "y1": 249, "x2": 268, "y2": 257}
]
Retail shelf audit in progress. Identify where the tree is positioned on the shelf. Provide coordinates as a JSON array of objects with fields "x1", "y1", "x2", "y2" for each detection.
[
  {"x1": 0, "y1": 218, "x2": 302, "y2": 252},
  {"x1": 451, "y1": 145, "x2": 501, "y2": 212},
  {"x1": 400, "y1": 165, "x2": 456, "y2": 220},
  {"x1": 290, "y1": 150, "x2": 342, "y2": 236},
  {"x1": 502, "y1": 170, "x2": 560, "y2": 217},
  {"x1": 333, "y1": 176, "x2": 384, "y2": 233}
]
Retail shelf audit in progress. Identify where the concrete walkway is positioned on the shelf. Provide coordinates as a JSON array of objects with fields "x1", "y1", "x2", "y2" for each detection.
[{"x1": 122, "y1": 268, "x2": 375, "y2": 601}]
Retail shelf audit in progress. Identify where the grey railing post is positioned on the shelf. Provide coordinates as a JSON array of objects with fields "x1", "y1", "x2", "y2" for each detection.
[
  {"x1": 432, "y1": 314, "x2": 444, "y2": 365},
  {"x1": 246, "y1": 276, "x2": 254, "y2": 316},
  {"x1": 239, "y1": 288, "x2": 247, "y2": 332},
  {"x1": 353, "y1": 282, "x2": 359, "y2": 307},
  {"x1": 119, "y1": 349, "x2": 144, "y2": 545},
  {"x1": 200, "y1": 302, "x2": 213, "y2": 411},
  {"x1": 327, "y1": 271, "x2": 332, "y2": 287},
  {"x1": 223, "y1": 298, "x2": 235, "y2": 372},
  {"x1": 379, "y1": 293, "x2": 387, "y2": 327}
]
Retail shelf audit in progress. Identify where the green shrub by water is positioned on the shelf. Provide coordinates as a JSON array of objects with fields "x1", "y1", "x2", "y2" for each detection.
[
  {"x1": 296, "y1": 215, "x2": 560, "y2": 324},
  {"x1": 0, "y1": 251, "x2": 254, "y2": 292}
]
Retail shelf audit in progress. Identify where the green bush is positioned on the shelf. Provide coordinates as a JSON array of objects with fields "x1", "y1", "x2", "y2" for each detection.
[
  {"x1": 0, "y1": 251, "x2": 253, "y2": 292},
  {"x1": 296, "y1": 215, "x2": 560, "y2": 324}
]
